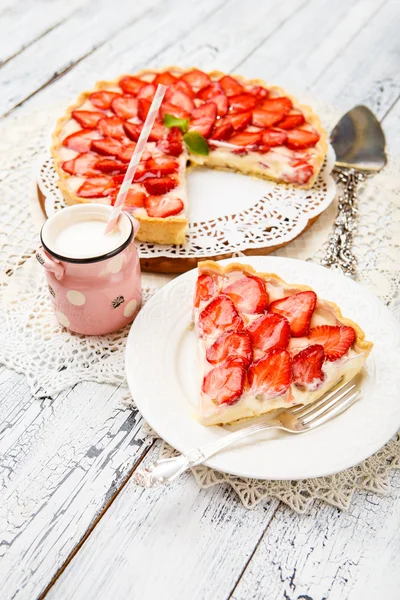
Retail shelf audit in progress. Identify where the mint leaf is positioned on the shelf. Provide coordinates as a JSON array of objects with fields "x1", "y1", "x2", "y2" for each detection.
[
  {"x1": 164, "y1": 114, "x2": 189, "y2": 133},
  {"x1": 183, "y1": 131, "x2": 209, "y2": 155}
]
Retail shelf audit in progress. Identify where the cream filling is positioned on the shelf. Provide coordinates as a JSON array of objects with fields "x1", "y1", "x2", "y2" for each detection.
[
  {"x1": 194, "y1": 270, "x2": 366, "y2": 426},
  {"x1": 191, "y1": 144, "x2": 319, "y2": 183}
]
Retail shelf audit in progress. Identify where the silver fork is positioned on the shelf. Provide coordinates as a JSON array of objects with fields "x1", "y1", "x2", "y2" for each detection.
[{"x1": 133, "y1": 378, "x2": 360, "y2": 488}]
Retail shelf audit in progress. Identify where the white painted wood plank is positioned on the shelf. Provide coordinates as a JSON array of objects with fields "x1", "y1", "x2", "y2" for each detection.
[
  {"x1": 231, "y1": 470, "x2": 400, "y2": 600},
  {"x1": 236, "y1": 0, "x2": 391, "y2": 108},
  {"x1": 46, "y1": 440, "x2": 279, "y2": 600},
  {"x1": 157, "y1": 0, "x2": 308, "y2": 72},
  {"x1": 310, "y1": 0, "x2": 400, "y2": 119},
  {"x1": 0, "y1": 0, "x2": 165, "y2": 116},
  {"x1": 381, "y1": 97, "x2": 400, "y2": 157},
  {"x1": 0, "y1": 368, "x2": 152, "y2": 600},
  {"x1": 0, "y1": 0, "x2": 88, "y2": 65},
  {"x1": 5, "y1": 0, "x2": 228, "y2": 116}
]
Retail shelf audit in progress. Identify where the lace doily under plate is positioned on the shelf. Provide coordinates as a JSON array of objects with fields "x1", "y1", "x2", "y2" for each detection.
[
  {"x1": 38, "y1": 149, "x2": 336, "y2": 260},
  {"x1": 1, "y1": 96, "x2": 399, "y2": 512}
]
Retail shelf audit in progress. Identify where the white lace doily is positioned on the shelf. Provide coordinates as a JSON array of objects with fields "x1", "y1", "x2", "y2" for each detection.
[
  {"x1": 38, "y1": 144, "x2": 336, "y2": 259},
  {"x1": 1, "y1": 96, "x2": 399, "y2": 513}
]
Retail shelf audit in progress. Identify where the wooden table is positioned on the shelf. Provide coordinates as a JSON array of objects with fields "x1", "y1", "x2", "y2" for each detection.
[{"x1": 1, "y1": 1, "x2": 399, "y2": 598}]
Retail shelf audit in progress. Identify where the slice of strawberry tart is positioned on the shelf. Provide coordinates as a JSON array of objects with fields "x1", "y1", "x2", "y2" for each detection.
[
  {"x1": 52, "y1": 67, "x2": 327, "y2": 245},
  {"x1": 193, "y1": 261, "x2": 373, "y2": 426}
]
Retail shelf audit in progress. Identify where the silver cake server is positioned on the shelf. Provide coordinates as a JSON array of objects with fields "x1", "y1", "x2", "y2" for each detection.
[{"x1": 322, "y1": 105, "x2": 387, "y2": 276}]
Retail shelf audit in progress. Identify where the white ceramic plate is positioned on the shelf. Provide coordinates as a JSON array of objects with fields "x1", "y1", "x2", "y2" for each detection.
[{"x1": 126, "y1": 257, "x2": 400, "y2": 480}]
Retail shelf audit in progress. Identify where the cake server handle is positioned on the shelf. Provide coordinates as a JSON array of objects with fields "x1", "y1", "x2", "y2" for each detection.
[{"x1": 132, "y1": 421, "x2": 280, "y2": 488}]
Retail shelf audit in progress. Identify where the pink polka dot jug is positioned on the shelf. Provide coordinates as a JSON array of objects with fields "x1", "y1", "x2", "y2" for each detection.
[{"x1": 37, "y1": 204, "x2": 142, "y2": 335}]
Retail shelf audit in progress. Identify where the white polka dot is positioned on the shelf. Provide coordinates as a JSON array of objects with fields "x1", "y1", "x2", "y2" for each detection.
[
  {"x1": 107, "y1": 255, "x2": 124, "y2": 274},
  {"x1": 124, "y1": 299, "x2": 138, "y2": 318},
  {"x1": 66, "y1": 290, "x2": 86, "y2": 306},
  {"x1": 56, "y1": 311, "x2": 70, "y2": 328}
]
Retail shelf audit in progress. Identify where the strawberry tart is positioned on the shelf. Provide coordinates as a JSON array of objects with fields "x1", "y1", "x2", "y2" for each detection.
[
  {"x1": 193, "y1": 261, "x2": 373, "y2": 426},
  {"x1": 52, "y1": 67, "x2": 328, "y2": 245}
]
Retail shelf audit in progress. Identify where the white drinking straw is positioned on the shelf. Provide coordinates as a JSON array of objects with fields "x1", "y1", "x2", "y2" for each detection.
[{"x1": 104, "y1": 83, "x2": 167, "y2": 234}]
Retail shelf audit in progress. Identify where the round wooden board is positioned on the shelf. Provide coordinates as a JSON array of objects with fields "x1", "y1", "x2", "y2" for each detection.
[{"x1": 37, "y1": 186, "x2": 321, "y2": 274}]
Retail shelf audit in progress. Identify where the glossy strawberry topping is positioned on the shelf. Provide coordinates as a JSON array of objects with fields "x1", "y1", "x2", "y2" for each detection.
[
  {"x1": 62, "y1": 69, "x2": 321, "y2": 216},
  {"x1": 197, "y1": 269, "x2": 356, "y2": 407},
  {"x1": 198, "y1": 295, "x2": 244, "y2": 338}
]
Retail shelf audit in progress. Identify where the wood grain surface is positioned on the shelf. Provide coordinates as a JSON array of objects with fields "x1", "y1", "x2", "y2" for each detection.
[{"x1": 0, "y1": 0, "x2": 399, "y2": 598}]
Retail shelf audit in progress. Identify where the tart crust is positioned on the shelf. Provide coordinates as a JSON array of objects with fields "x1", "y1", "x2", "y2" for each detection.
[
  {"x1": 195, "y1": 260, "x2": 373, "y2": 426},
  {"x1": 52, "y1": 67, "x2": 328, "y2": 246}
]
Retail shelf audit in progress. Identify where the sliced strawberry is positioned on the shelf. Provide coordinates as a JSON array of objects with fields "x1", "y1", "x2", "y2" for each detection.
[
  {"x1": 189, "y1": 118, "x2": 214, "y2": 138},
  {"x1": 181, "y1": 69, "x2": 211, "y2": 91},
  {"x1": 202, "y1": 363, "x2": 245, "y2": 405},
  {"x1": 97, "y1": 116, "x2": 125, "y2": 139},
  {"x1": 119, "y1": 76, "x2": 144, "y2": 95},
  {"x1": 198, "y1": 295, "x2": 244, "y2": 337},
  {"x1": 260, "y1": 97, "x2": 292, "y2": 115},
  {"x1": 146, "y1": 156, "x2": 179, "y2": 177},
  {"x1": 165, "y1": 87, "x2": 194, "y2": 113},
  {"x1": 248, "y1": 85, "x2": 269, "y2": 99},
  {"x1": 286, "y1": 128, "x2": 320, "y2": 150},
  {"x1": 247, "y1": 349, "x2": 292, "y2": 396},
  {"x1": 123, "y1": 122, "x2": 141, "y2": 142},
  {"x1": 207, "y1": 331, "x2": 252, "y2": 367},
  {"x1": 308, "y1": 325, "x2": 356, "y2": 361},
  {"x1": 153, "y1": 71, "x2": 178, "y2": 86},
  {"x1": 212, "y1": 93, "x2": 229, "y2": 117},
  {"x1": 118, "y1": 142, "x2": 136, "y2": 162},
  {"x1": 71, "y1": 110, "x2": 104, "y2": 128},
  {"x1": 228, "y1": 131, "x2": 262, "y2": 147},
  {"x1": 144, "y1": 195, "x2": 184, "y2": 218},
  {"x1": 168, "y1": 79, "x2": 195, "y2": 99},
  {"x1": 89, "y1": 91, "x2": 121, "y2": 110},
  {"x1": 197, "y1": 82, "x2": 223, "y2": 101},
  {"x1": 95, "y1": 159, "x2": 127, "y2": 174},
  {"x1": 223, "y1": 112, "x2": 252, "y2": 132},
  {"x1": 219, "y1": 75, "x2": 244, "y2": 96},
  {"x1": 138, "y1": 83, "x2": 156, "y2": 101},
  {"x1": 191, "y1": 102, "x2": 217, "y2": 120},
  {"x1": 113, "y1": 174, "x2": 126, "y2": 185},
  {"x1": 138, "y1": 98, "x2": 151, "y2": 122},
  {"x1": 247, "y1": 313, "x2": 290, "y2": 355},
  {"x1": 124, "y1": 189, "x2": 147, "y2": 208},
  {"x1": 277, "y1": 112, "x2": 305, "y2": 130},
  {"x1": 228, "y1": 93, "x2": 258, "y2": 114},
  {"x1": 63, "y1": 129, "x2": 99, "y2": 152},
  {"x1": 77, "y1": 176, "x2": 115, "y2": 198},
  {"x1": 157, "y1": 127, "x2": 183, "y2": 157},
  {"x1": 252, "y1": 109, "x2": 283, "y2": 128},
  {"x1": 223, "y1": 276, "x2": 268, "y2": 314},
  {"x1": 210, "y1": 121, "x2": 234, "y2": 141},
  {"x1": 142, "y1": 175, "x2": 178, "y2": 196},
  {"x1": 132, "y1": 162, "x2": 148, "y2": 182},
  {"x1": 269, "y1": 291, "x2": 317, "y2": 337},
  {"x1": 148, "y1": 121, "x2": 166, "y2": 141},
  {"x1": 111, "y1": 95, "x2": 138, "y2": 119},
  {"x1": 160, "y1": 102, "x2": 190, "y2": 120},
  {"x1": 190, "y1": 103, "x2": 217, "y2": 138},
  {"x1": 292, "y1": 345, "x2": 325, "y2": 390},
  {"x1": 261, "y1": 128, "x2": 288, "y2": 147},
  {"x1": 61, "y1": 153, "x2": 99, "y2": 176},
  {"x1": 285, "y1": 161, "x2": 314, "y2": 184},
  {"x1": 194, "y1": 273, "x2": 218, "y2": 308},
  {"x1": 90, "y1": 137, "x2": 122, "y2": 157}
]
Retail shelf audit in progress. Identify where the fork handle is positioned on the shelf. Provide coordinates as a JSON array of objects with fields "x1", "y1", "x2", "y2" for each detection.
[{"x1": 133, "y1": 421, "x2": 280, "y2": 488}]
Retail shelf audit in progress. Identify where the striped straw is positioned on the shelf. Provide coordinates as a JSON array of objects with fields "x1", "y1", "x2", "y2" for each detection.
[{"x1": 104, "y1": 83, "x2": 167, "y2": 234}]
